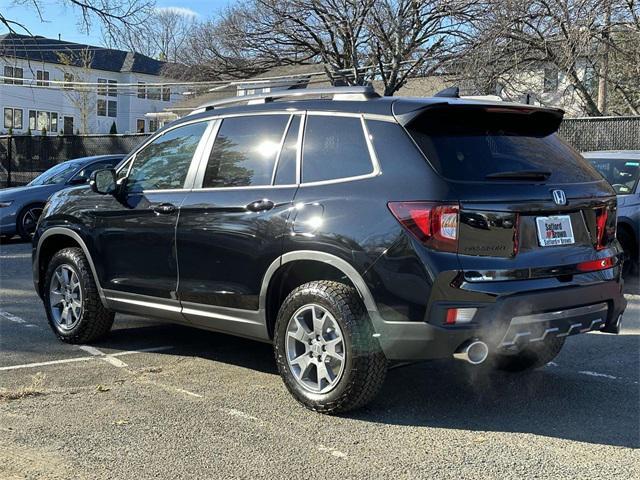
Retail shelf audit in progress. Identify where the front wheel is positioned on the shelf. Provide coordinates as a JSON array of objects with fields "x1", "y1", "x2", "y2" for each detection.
[
  {"x1": 43, "y1": 247, "x2": 114, "y2": 343},
  {"x1": 17, "y1": 204, "x2": 44, "y2": 241},
  {"x1": 274, "y1": 281, "x2": 387, "y2": 414},
  {"x1": 491, "y1": 337, "x2": 565, "y2": 372}
]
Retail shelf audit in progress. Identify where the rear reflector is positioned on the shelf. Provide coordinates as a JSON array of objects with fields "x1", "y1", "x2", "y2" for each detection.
[
  {"x1": 577, "y1": 257, "x2": 615, "y2": 272},
  {"x1": 445, "y1": 308, "x2": 477, "y2": 325},
  {"x1": 388, "y1": 202, "x2": 459, "y2": 252}
]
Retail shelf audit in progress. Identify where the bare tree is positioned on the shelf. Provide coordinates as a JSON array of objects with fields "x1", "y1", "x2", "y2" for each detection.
[
  {"x1": 56, "y1": 47, "x2": 96, "y2": 134},
  {"x1": 3, "y1": 1, "x2": 153, "y2": 40},
  {"x1": 105, "y1": 7, "x2": 197, "y2": 62},
  {"x1": 368, "y1": 0, "x2": 475, "y2": 96}
]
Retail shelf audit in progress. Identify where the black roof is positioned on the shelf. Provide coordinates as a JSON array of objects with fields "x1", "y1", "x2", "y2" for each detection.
[{"x1": 0, "y1": 33, "x2": 166, "y2": 75}]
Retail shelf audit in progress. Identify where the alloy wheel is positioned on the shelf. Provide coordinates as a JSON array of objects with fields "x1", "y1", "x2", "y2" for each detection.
[
  {"x1": 49, "y1": 264, "x2": 83, "y2": 331},
  {"x1": 21, "y1": 206, "x2": 43, "y2": 237},
  {"x1": 285, "y1": 304, "x2": 346, "y2": 394}
]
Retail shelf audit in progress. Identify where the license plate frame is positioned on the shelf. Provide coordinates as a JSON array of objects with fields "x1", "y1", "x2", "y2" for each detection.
[{"x1": 535, "y1": 215, "x2": 575, "y2": 247}]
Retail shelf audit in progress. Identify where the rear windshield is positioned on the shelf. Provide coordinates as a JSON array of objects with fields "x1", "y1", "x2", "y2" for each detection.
[
  {"x1": 406, "y1": 107, "x2": 601, "y2": 183},
  {"x1": 587, "y1": 157, "x2": 640, "y2": 194}
]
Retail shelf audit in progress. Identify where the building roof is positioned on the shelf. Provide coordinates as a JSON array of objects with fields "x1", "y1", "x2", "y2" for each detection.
[{"x1": 0, "y1": 33, "x2": 166, "y2": 75}]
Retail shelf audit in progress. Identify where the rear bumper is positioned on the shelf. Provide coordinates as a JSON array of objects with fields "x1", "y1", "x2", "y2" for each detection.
[{"x1": 371, "y1": 269, "x2": 627, "y2": 361}]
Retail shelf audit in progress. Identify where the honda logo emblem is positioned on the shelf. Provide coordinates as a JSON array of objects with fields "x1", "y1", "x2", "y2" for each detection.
[{"x1": 552, "y1": 190, "x2": 567, "y2": 206}]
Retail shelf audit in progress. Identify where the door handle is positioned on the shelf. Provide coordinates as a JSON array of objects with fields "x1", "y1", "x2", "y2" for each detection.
[
  {"x1": 246, "y1": 199, "x2": 274, "y2": 212},
  {"x1": 152, "y1": 203, "x2": 176, "y2": 214}
]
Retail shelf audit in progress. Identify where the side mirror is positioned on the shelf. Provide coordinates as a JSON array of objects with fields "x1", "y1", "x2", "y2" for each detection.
[{"x1": 90, "y1": 169, "x2": 117, "y2": 195}]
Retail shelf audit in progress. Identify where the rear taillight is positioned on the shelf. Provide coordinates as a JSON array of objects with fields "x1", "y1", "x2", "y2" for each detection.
[
  {"x1": 595, "y1": 207, "x2": 608, "y2": 250},
  {"x1": 388, "y1": 202, "x2": 459, "y2": 252}
]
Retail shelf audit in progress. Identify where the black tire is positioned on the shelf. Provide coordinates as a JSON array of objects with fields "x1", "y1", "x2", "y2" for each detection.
[
  {"x1": 43, "y1": 247, "x2": 114, "y2": 343},
  {"x1": 274, "y1": 281, "x2": 387, "y2": 414},
  {"x1": 16, "y1": 203, "x2": 44, "y2": 241},
  {"x1": 491, "y1": 337, "x2": 565, "y2": 372},
  {"x1": 618, "y1": 227, "x2": 638, "y2": 277}
]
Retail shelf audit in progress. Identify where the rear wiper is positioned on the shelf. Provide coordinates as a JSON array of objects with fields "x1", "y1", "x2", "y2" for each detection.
[{"x1": 485, "y1": 170, "x2": 551, "y2": 180}]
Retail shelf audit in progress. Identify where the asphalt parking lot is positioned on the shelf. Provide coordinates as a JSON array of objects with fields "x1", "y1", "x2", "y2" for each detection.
[{"x1": 1, "y1": 239, "x2": 638, "y2": 479}]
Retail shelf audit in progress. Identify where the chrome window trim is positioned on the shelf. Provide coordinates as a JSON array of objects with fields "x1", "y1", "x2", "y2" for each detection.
[{"x1": 298, "y1": 113, "x2": 381, "y2": 187}]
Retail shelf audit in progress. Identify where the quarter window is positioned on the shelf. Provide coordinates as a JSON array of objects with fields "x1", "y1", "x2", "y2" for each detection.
[
  {"x1": 302, "y1": 115, "x2": 373, "y2": 183},
  {"x1": 202, "y1": 115, "x2": 290, "y2": 188},
  {"x1": 127, "y1": 121, "x2": 209, "y2": 192}
]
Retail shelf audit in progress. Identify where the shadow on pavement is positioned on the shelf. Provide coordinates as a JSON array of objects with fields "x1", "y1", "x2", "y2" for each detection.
[{"x1": 93, "y1": 319, "x2": 639, "y2": 449}]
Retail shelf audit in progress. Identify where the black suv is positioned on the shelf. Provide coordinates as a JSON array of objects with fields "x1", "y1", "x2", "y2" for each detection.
[{"x1": 33, "y1": 87, "x2": 627, "y2": 413}]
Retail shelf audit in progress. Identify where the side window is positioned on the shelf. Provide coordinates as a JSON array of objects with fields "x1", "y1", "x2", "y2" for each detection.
[
  {"x1": 202, "y1": 115, "x2": 290, "y2": 188},
  {"x1": 273, "y1": 115, "x2": 300, "y2": 185},
  {"x1": 127, "y1": 122, "x2": 209, "y2": 192},
  {"x1": 302, "y1": 115, "x2": 373, "y2": 183},
  {"x1": 73, "y1": 160, "x2": 116, "y2": 182}
]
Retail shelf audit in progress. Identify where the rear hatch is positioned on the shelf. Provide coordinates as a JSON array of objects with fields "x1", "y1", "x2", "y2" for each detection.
[{"x1": 399, "y1": 102, "x2": 618, "y2": 279}]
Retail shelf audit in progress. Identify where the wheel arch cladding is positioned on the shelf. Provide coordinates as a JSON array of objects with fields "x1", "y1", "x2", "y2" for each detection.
[{"x1": 265, "y1": 259, "x2": 358, "y2": 339}]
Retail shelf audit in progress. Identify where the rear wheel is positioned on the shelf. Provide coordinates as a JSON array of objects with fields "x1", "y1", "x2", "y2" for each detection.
[
  {"x1": 274, "y1": 281, "x2": 387, "y2": 414},
  {"x1": 16, "y1": 203, "x2": 44, "y2": 241},
  {"x1": 43, "y1": 247, "x2": 114, "y2": 343},
  {"x1": 491, "y1": 337, "x2": 565, "y2": 372}
]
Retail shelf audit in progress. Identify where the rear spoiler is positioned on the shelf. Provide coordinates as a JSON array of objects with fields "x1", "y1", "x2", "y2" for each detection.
[{"x1": 392, "y1": 99, "x2": 565, "y2": 134}]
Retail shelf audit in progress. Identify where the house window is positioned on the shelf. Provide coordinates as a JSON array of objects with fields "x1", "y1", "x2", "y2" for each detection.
[
  {"x1": 136, "y1": 119, "x2": 145, "y2": 133},
  {"x1": 137, "y1": 82, "x2": 146, "y2": 99},
  {"x1": 63, "y1": 73, "x2": 74, "y2": 90},
  {"x1": 37, "y1": 111, "x2": 50, "y2": 131},
  {"x1": 51, "y1": 113, "x2": 58, "y2": 133},
  {"x1": 108, "y1": 80, "x2": 117, "y2": 97},
  {"x1": 107, "y1": 100, "x2": 117, "y2": 118},
  {"x1": 97, "y1": 99, "x2": 107, "y2": 116},
  {"x1": 3, "y1": 108, "x2": 23, "y2": 129},
  {"x1": 97, "y1": 78, "x2": 108, "y2": 96},
  {"x1": 543, "y1": 67, "x2": 559, "y2": 93},
  {"x1": 149, "y1": 119, "x2": 159, "y2": 132},
  {"x1": 29, "y1": 110, "x2": 36, "y2": 130},
  {"x1": 36, "y1": 70, "x2": 50, "y2": 87},
  {"x1": 4, "y1": 108, "x2": 12, "y2": 128},
  {"x1": 148, "y1": 87, "x2": 161, "y2": 100},
  {"x1": 4, "y1": 66, "x2": 23, "y2": 85},
  {"x1": 162, "y1": 86, "x2": 171, "y2": 101}
]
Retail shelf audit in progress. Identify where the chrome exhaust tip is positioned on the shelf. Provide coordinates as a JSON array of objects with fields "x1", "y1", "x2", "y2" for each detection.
[{"x1": 453, "y1": 339, "x2": 489, "y2": 365}]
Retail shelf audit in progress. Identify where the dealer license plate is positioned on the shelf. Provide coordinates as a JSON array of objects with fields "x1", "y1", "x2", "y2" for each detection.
[{"x1": 536, "y1": 215, "x2": 575, "y2": 247}]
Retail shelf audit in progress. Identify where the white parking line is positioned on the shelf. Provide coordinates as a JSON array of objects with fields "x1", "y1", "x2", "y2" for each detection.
[
  {"x1": 0, "y1": 356, "x2": 95, "y2": 371},
  {"x1": 0, "y1": 311, "x2": 26, "y2": 324},
  {"x1": 0, "y1": 254, "x2": 31, "y2": 259},
  {"x1": 578, "y1": 370, "x2": 618, "y2": 380},
  {"x1": 0, "y1": 346, "x2": 174, "y2": 372}
]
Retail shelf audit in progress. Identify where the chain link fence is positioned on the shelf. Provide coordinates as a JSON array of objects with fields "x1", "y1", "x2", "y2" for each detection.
[
  {"x1": 0, "y1": 134, "x2": 150, "y2": 187},
  {"x1": 1, "y1": 117, "x2": 639, "y2": 188},
  {"x1": 558, "y1": 116, "x2": 640, "y2": 152}
]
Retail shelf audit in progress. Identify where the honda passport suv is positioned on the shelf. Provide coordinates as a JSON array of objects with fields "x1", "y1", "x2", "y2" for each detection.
[{"x1": 33, "y1": 87, "x2": 627, "y2": 413}]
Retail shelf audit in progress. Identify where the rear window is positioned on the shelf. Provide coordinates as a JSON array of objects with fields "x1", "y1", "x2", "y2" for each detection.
[{"x1": 407, "y1": 106, "x2": 601, "y2": 183}]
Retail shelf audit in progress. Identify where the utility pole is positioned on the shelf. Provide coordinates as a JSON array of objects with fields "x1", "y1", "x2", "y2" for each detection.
[{"x1": 597, "y1": 1, "x2": 612, "y2": 115}]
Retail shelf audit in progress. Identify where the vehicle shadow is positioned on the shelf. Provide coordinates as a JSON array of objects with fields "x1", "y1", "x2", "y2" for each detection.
[{"x1": 97, "y1": 319, "x2": 639, "y2": 449}]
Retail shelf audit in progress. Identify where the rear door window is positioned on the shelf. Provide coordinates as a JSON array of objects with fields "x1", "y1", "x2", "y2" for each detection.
[
  {"x1": 202, "y1": 115, "x2": 290, "y2": 188},
  {"x1": 406, "y1": 106, "x2": 601, "y2": 183},
  {"x1": 302, "y1": 115, "x2": 373, "y2": 183}
]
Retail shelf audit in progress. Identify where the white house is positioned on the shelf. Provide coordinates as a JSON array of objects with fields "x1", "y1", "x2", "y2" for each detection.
[{"x1": 0, "y1": 33, "x2": 180, "y2": 135}]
